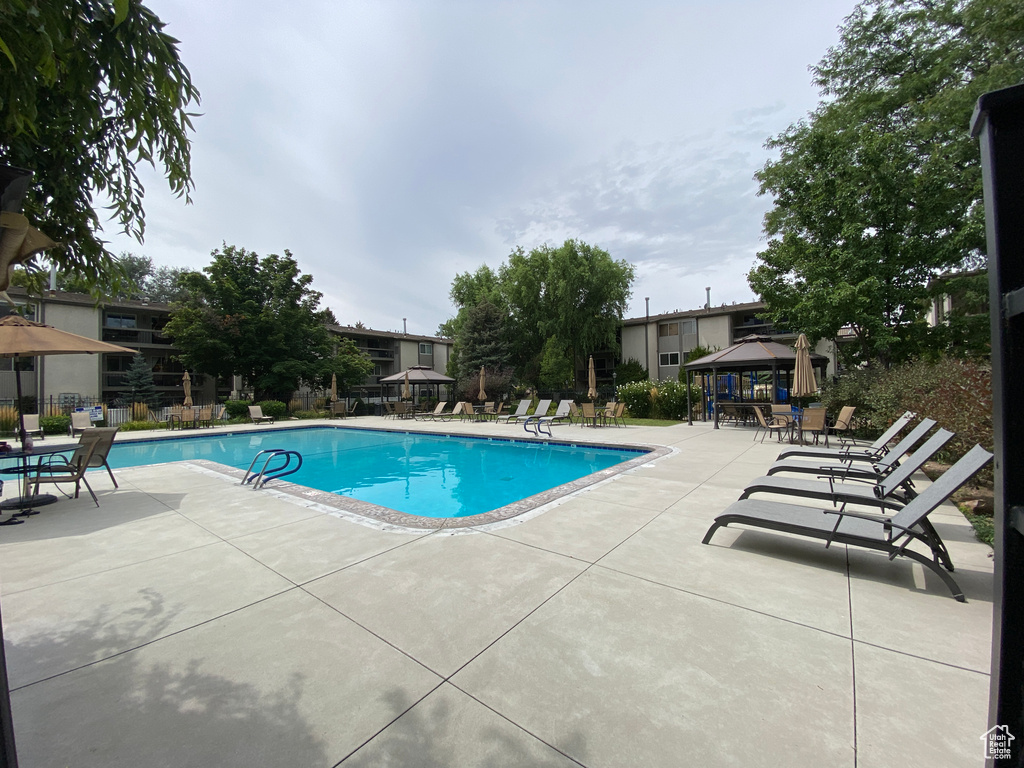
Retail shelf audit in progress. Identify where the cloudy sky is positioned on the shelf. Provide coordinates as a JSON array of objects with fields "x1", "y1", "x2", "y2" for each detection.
[{"x1": 103, "y1": 0, "x2": 857, "y2": 336}]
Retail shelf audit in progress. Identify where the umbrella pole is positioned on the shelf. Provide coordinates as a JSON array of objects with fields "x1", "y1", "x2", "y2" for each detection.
[{"x1": 14, "y1": 357, "x2": 26, "y2": 446}]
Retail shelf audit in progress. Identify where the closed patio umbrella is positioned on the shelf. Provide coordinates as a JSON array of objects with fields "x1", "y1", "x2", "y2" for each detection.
[
  {"x1": 587, "y1": 356, "x2": 597, "y2": 400},
  {"x1": 792, "y1": 334, "x2": 817, "y2": 398},
  {"x1": 330, "y1": 372, "x2": 338, "y2": 402},
  {"x1": 182, "y1": 370, "x2": 193, "y2": 407},
  {"x1": 478, "y1": 366, "x2": 487, "y2": 401},
  {"x1": 0, "y1": 315, "x2": 134, "y2": 444},
  {"x1": 402, "y1": 370, "x2": 411, "y2": 400}
]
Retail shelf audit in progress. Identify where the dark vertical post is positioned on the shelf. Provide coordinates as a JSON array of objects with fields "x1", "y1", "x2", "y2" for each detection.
[
  {"x1": 971, "y1": 83, "x2": 1024, "y2": 766},
  {"x1": 0, "y1": 165, "x2": 29, "y2": 768},
  {"x1": 711, "y1": 366, "x2": 719, "y2": 429},
  {"x1": 685, "y1": 368, "x2": 692, "y2": 426}
]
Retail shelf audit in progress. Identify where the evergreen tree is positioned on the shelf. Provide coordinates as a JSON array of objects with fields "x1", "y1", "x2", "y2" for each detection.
[
  {"x1": 456, "y1": 298, "x2": 511, "y2": 374},
  {"x1": 120, "y1": 352, "x2": 159, "y2": 407}
]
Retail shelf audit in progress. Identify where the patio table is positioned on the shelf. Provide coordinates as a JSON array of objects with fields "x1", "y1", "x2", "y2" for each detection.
[{"x1": 0, "y1": 441, "x2": 80, "y2": 522}]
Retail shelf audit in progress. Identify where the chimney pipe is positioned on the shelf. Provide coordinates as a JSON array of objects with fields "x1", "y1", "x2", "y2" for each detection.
[
  {"x1": 403, "y1": 318, "x2": 407, "y2": 334},
  {"x1": 705, "y1": 287, "x2": 711, "y2": 311}
]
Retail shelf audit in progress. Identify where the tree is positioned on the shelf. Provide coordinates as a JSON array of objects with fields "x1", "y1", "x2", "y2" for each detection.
[
  {"x1": 326, "y1": 337, "x2": 375, "y2": 393},
  {"x1": 0, "y1": 0, "x2": 200, "y2": 294},
  {"x1": 455, "y1": 298, "x2": 510, "y2": 374},
  {"x1": 164, "y1": 244, "x2": 339, "y2": 402},
  {"x1": 538, "y1": 336, "x2": 574, "y2": 390},
  {"x1": 500, "y1": 240, "x2": 634, "y2": 386},
  {"x1": 119, "y1": 351, "x2": 158, "y2": 407},
  {"x1": 749, "y1": 0, "x2": 1024, "y2": 367}
]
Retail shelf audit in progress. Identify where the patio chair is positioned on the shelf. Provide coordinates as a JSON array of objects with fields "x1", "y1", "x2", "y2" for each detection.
[
  {"x1": 580, "y1": 402, "x2": 600, "y2": 427},
  {"x1": 770, "y1": 404, "x2": 796, "y2": 429},
  {"x1": 739, "y1": 428, "x2": 955, "y2": 512},
  {"x1": 197, "y1": 406, "x2": 213, "y2": 428},
  {"x1": 31, "y1": 438, "x2": 102, "y2": 507},
  {"x1": 248, "y1": 405, "x2": 275, "y2": 425},
  {"x1": 69, "y1": 411, "x2": 93, "y2": 437},
  {"x1": 796, "y1": 406, "x2": 829, "y2": 446},
  {"x1": 23, "y1": 414, "x2": 44, "y2": 439},
  {"x1": 330, "y1": 400, "x2": 349, "y2": 418},
  {"x1": 703, "y1": 444, "x2": 993, "y2": 601},
  {"x1": 765, "y1": 418, "x2": 937, "y2": 481},
  {"x1": 609, "y1": 402, "x2": 626, "y2": 427},
  {"x1": 829, "y1": 406, "x2": 857, "y2": 446},
  {"x1": 382, "y1": 402, "x2": 396, "y2": 419},
  {"x1": 778, "y1": 410, "x2": 914, "y2": 462},
  {"x1": 496, "y1": 400, "x2": 531, "y2": 423},
  {"x1": 568, "y1": 401, "x2": 581, "y2": 424},
  {"x1": 524, "y1": 400, "x2": 571, "y2": 436},
  {"x1": 751, "y1": 406, "x2": 790, "y2": 444}
]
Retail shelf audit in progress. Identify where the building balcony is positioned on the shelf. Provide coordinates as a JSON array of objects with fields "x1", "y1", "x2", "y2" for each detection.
[{"x1": 101, "y1": 328, "x2": 175, "y2": 347}]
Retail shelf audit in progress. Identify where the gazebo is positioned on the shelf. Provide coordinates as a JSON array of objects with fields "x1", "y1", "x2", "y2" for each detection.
[
  {"x1": 684, "y1": 334, "x2": 830, "y2": 429},
  {"x1": 378, "y1": 365, "x2": 455, "y2": 404}
]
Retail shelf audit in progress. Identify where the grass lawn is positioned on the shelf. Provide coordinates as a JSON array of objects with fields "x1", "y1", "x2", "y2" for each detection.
[{"x1": 621, "y1": 417, "x2": 684, "y2": 427}]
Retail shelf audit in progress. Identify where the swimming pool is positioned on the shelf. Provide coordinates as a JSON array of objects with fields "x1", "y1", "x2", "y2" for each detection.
[{"x1": 107, "y1": 427, "x2": 651, "y2": 520}]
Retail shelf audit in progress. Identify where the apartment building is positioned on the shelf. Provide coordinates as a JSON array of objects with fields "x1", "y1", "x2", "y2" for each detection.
[{"x1": 327, "y1": 324, "x2": 453, "y2": 400}]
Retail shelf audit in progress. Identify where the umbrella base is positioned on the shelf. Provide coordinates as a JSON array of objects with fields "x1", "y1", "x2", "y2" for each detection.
[{"x1": 0, "y1": 493, "x2": 58, "y2": 511}]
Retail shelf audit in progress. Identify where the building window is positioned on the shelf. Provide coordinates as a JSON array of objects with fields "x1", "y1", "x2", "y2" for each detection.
[
  {"x1": 106, "y1": 313, "x2": 136, "y2": 328},
  {"x1": 659, "y1": 352, "x2": 680, "y2": 366},
  {"x1": 680, "y1": 319, "x2": 696, "y2": 335},
  {"x1": 373, "y1": 364, "x2": 383, "y2": 376},
  {"x1": 419, "y1": 343, "x2": 433, "y2": 355},
  {"x1": 659, "y1": 322, "x2": 678, "y2": 337}
]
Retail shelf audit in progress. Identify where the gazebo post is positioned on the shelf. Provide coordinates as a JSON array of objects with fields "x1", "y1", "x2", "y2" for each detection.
[
  {"x1": 712, "y1": 366, "x2": 719, "y2": 429},
  {"x1": 686, "y1": 369, "x2": 693, "y2": 426}
]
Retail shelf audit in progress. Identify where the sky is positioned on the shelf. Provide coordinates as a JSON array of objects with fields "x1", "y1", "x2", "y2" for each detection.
[{"x1": 102, "y1": 0, "x2": 858, "y2": 337}]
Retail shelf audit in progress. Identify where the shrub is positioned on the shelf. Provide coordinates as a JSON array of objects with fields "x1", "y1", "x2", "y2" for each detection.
[
  {"x1": 615, "y1": 359, "x2": 648, "y2": 386},
  {"x1": 222, "y1": 400, "x2": 251, "y2": 419},
  {"x1": 255, "y1": 400, "x2": 288, "y2": 420},
  {"x1": 291, "y1": 409, "x2": 321, "y2": 419},
  {"x1": 40, "y1": 414, "x2": 71, "y2": 435},
  {"x1": 119, "y1": 420, "x2": 159, "y2": 432},
  {"x1": 617, "y1": 380, "x2": 654, "y2": 418},
  {"x1": 0, "y1": 406, "x2": 18, "y2": 436},
  {"x1": 651, "y1": 379, "x2": 702, "y2": 421}
]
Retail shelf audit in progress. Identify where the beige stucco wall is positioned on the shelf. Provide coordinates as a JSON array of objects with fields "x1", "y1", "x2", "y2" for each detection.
[
  {"x1": 39, "y1": 302, "x2": 103, "y2": 400},
  {"x1": 696, "y1": 315, "x2": 732, "y2": 351},
  {"x1": 620, "y1": 325, "x2": 650, "y2": 372}
]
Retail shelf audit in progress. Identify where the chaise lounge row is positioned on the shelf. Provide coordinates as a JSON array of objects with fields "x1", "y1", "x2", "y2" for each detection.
[{"x1": 703, "y1": 411, "x2": 992, "y2": 601}]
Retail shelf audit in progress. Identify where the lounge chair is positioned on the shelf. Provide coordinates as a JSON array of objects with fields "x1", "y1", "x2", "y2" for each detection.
[
  {"x1": 248, "y1": 405, "x2": 275, "y2": 425},
  {"x1": 752, "y1": 405, "x2": 790, "y2": 443},
  {"x1": 23, "y1": 414, "x2": 44, "y2": 439},
  {"x1": 703, "y1": 444, "x2": 994, "y2": 601},
  {"x1": 437, "y1": 401, "x2": 466, "y2": 422},
  {"x1": 739, "y1": 428, "x2": 955, "y2": 512},
  {"x1": 416, "y1": 401, "x2": 447, "y2": 420},
  {"x1": 69, "y1": 411, "x2": 93, "y2": 437},
  {"x1": 778, "y1": 410, "x2": 914, "y2": 461},
  {"x1": 524, "y1": 400, "x2": 571, "y2": 436},
  {"x1": 517, "y1": 399, "x2": 551, "y2": 425},
  {"x1": 765, "y1": 418, "x2": 937, "y2": 480},
  {"x1": 496, "y1": 400, "x2": 531, "y2": 423}
]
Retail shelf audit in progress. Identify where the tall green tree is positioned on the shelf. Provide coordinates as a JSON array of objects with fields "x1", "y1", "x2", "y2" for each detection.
[
  {"x1": 164, "y1": 245, "x2": 337, "y2": 401},
  {"x1": 455, "y1": 298, "x2": 510, "y2": 374},
  {"x1": 501, "y1": 240, "x2": 634, "y2": 386},
  {"x1": 0, "y1": 0, "x2": 200, "y2": 293},
  {"x1": 119, "y1": 351, "x2": 158, "y2": 407},
  {"x1": 327, "y1": 337, "x2": 375, "y2": 393},
  {"x1": 749, "y1": 0, "x2": 1024, "y2": 367}
]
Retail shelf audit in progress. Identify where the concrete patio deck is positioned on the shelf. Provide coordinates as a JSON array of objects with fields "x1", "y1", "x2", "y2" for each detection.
[{"x1": 0, "y1": 417, "x2": 992, "y2": 767}]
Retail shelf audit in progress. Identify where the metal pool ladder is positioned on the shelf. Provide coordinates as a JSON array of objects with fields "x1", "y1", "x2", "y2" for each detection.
[{"x1": 242, "y1": 449, "x2": 303, "y2": 490}]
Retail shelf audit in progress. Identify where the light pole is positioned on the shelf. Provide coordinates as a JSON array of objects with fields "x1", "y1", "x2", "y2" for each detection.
[{"x1": 644, "y1": 297, "x2": 650, "y2": 377}]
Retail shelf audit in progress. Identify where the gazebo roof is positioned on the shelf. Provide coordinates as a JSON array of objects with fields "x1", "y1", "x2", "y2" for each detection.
[
  {"x1": 378, "y1": 365, "x2": 455, "y2": 384},
  {"x1": 684, "y1": 334, "x2": 828, "y2": 372}
]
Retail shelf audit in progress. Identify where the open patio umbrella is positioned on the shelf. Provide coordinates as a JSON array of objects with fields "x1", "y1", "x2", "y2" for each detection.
[
  {"x1": 587, "y1": 356, "x2": 597, "y2": 400},
  {"x1": 0, "y1": 315, "x2": 135, "y2": 444},
  {"x1": 791, "y1": 333, "x2": 818, "y2": 399},
  {"x1": 477, "y1": 366, "x2": 487, "y2": 401},
  {"x1": 182, "y1": 370, "x2": 193, "y2": 407}
]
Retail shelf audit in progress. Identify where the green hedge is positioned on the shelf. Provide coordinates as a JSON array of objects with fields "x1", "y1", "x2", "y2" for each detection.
[
  {"x1": 616, "y1": 379, "x2": 702, "y2": 420},
  {"x1": 40, "y1": 414, "x2": 71, "y2": 435}
]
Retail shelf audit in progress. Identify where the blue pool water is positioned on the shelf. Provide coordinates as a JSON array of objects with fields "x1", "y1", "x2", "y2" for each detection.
[{"x1": 106, "y1": 427, "x2": 645, "y2": 518}]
